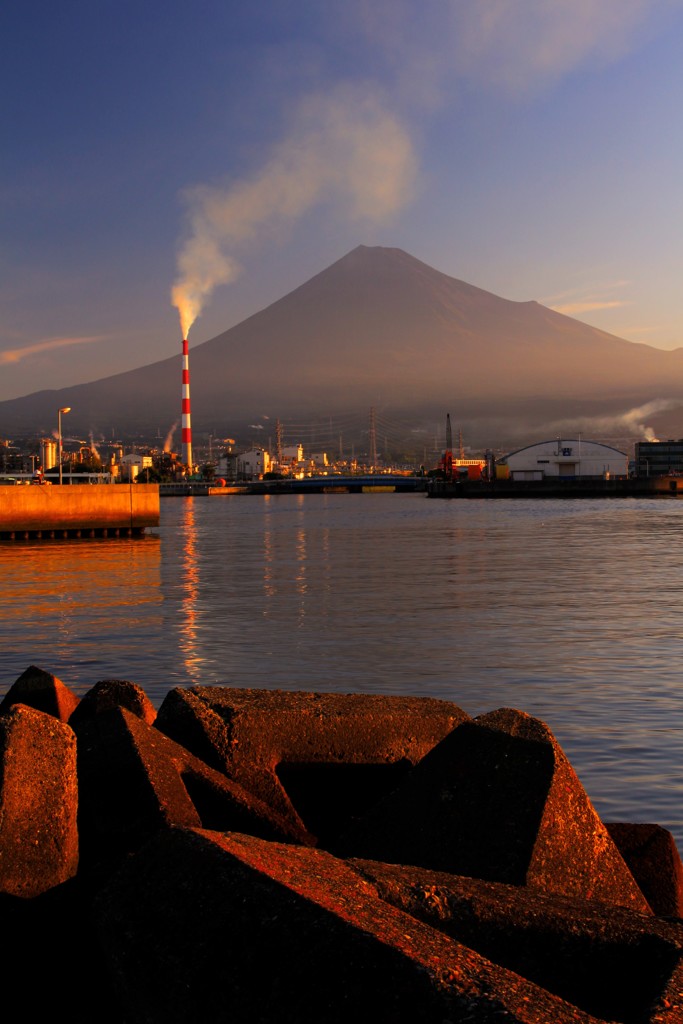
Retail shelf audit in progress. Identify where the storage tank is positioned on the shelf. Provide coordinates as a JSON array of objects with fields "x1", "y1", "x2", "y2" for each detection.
[{"x1": 40, "y1": 438, "x2": 57, "y2": 471}]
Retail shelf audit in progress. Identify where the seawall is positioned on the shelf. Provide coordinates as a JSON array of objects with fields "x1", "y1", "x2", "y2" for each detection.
[{"x1": 0, "y1": 483, "x2": 159, "y2": 539}]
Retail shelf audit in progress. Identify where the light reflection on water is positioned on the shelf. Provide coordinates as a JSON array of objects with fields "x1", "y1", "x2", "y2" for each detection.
[{"x1": 2, "y1": 493, "x2": 683, "y2": 844}]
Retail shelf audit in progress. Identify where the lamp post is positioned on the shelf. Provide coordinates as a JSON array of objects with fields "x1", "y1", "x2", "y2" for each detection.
[{"x1": 58, "y1": 407, "x2": 71, "y2": 485}]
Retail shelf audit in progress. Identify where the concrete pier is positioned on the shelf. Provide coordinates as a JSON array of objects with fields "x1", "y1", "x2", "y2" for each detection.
[{"x1": 0, "y1": 483, "x2": 159, "y2": 539}]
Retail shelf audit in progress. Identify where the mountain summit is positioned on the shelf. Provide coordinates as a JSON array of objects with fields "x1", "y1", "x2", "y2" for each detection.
[{"x1": 2, "y1": 245, "x2": 682, "y2": 445}]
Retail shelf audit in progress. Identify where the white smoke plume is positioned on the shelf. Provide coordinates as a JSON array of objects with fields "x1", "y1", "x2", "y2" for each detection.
[
  {"x1": 544, "y1": 399, "x2": 682, "y2": 440},
  {"x1": 164, "y1": 421, "x2": 178, "y2": 453},
  {"x1": 171, "y1": 86, "x2": 417, "y2": 338},
  {"x1": 89, "y1": 432, "x2": 100, "y2": 459}
]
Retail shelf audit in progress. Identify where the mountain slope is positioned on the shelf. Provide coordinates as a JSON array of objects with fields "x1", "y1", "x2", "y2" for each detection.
[{"x1": 2, "y1": 245, "x2": 682, "y2": 442}]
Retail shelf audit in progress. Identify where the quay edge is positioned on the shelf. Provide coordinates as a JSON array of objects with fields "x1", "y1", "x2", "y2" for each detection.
[
  {"x1": 0, "y1": 484, "x2": 159, "y2": 540},
  {"x1": 427, "y1": 476, "x2": 683, "y2": 499},
  {"x1": 159, "y1": 475, "x2": 428, "y2": 497}
]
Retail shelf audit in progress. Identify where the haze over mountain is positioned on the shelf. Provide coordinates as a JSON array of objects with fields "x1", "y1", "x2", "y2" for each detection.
[{"x1": 2, "y1": 245, "x2": 683, "y2": 449}]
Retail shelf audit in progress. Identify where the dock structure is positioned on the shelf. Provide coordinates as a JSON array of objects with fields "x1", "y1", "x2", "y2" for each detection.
[
  {"x1": 427, "y1": 476, "x2": 683, "y2": 499},
  {"x1": 0, "y1": 484, "x2": 159, "y2": 540},
  {"x1": 160, "y1": 475, "x2": 427, "y2": 497}
]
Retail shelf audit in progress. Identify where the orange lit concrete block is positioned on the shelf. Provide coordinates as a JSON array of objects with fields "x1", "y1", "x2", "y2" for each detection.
[
  {"x1": 1, "y1": 664, "x2": 80, "y2": 723},
  {"x1": 607, "y1": 822, "x2": 683, "y2": 918},
  {"x1": 96, "y1": 827, "x2": 604, "y2": 1023},
  {"x1": 340, "y1": 708, "x2": 651, "y2": 913},
  {"x1": 74, "y1": 706, "x2": 311, "y2": 876},
  {"x1": 0, "y1": 705, "x2": 78, "y2": 896},
  {"x1": 155, "y1": 687, "x2": 468, "y2": 842}
]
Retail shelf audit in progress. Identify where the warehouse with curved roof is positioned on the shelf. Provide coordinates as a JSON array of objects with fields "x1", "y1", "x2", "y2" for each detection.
[{"x1": 497, "y1": 439, "x2": 628, "y2": 481}]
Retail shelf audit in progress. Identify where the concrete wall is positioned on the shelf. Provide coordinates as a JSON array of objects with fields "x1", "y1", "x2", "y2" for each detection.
[{"x1": 0, "y1": 484, "x2": 159, "y2": 532}]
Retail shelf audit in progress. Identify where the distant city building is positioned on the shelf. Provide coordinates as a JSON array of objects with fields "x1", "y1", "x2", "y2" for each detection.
[
  {"x1": 635, "y1": 439, "x2": 683, "y2": 477},
  {"x1": 120, "y1": 453, "x2": 153, "y2": 481},
  {"x1": 497, "y1": 439, "x2": 628, "y2": 480},
  {"x1": 237, "y1": 448, "x2": 271, "y2": 480},
  {"x1": 282, "y1": 444, "x2": 304, "y2": 461},
  {"x1": 215, "y1": 452, "x2": 239, "y2": 479}
]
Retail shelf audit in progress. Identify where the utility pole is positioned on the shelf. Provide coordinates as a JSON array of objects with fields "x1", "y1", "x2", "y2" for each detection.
[
  {"x1": 369, "y1": 407, "x2": 377, "y2": 470},
  {"x1": 275, "y1": 419, "x2": 283, "y2": 466}
]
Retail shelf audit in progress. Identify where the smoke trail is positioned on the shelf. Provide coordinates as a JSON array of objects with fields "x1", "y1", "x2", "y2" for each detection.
[
  {"x1": 164, "y1": 421, "x2": 178, "y2": 453},
  {"x1": 171, "y1": 86, "x2": 417, "y2": 338},
  {"x1": 89, "y1": 432, "x2": 100, "y2": 459},
  {"x1": 544, "y1": 399, "x2": 682, "y2": 439}
]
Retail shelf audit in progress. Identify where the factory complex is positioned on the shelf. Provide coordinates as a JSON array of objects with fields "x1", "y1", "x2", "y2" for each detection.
[{"x1": 3, "y1": 425, "x2": 683, "y2": 488}]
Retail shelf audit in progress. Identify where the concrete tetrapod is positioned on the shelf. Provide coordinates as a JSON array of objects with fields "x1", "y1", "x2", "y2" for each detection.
[
  {"x1": 0, "y1": 704, "x2": 78, "y2": 896},
  {"x1": 95, "y1": 827, "x2": 605, "y2": 1024},
  {"x1": 155, "y1": 686, "x2": 468, "y2": 843},
  {"x1": 338, "y1": 707, "x2": 652, "y2": 913}
]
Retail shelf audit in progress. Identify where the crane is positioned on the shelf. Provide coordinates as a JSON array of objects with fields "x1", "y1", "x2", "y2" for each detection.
[{"x1": 440, "y1": 413, "x2": 454, "y2": 480}]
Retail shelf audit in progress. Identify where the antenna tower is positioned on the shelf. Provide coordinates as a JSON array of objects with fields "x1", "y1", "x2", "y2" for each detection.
[
  {"x1": 369, "y1": 407, "x2": 377, "y2": 469},
  {"x1": 275, "y1": 418, "x2": 283, "y2": 465}
]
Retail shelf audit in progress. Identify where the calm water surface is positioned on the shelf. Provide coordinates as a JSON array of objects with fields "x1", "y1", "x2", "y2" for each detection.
[{"x1": 2, "y1": 492, "x2": 683, "y2": 844}]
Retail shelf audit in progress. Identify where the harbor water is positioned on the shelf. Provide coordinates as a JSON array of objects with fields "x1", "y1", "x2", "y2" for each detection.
[{"x1": 2, "y1": 491, "x2": 683, "y2": 846}]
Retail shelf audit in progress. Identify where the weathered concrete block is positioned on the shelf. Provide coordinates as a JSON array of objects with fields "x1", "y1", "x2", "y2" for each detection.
[
  {"x1": 348, "y1": 858, "x2": 683, "y2": 1023},
  {"x1": 607, "y1": 822, "x2": 683, "y2": 919},
  {"x1": 155, "y1": 687, "x2": 468, "y2": 842},
  {"x1": 96, "y1": 827, "x2": 602, "y2": 1023},
  {"x1": 69, "y1": 678, "x2": 157, "y2": 726},
  {"x1": 73, "y1": 706, "x2": 311, "y2": 875},
  {"x1": 340, "y1": 707, "x2": 651, "y2": 913},
  {"x1": 0, "y1": 664, "x2": 80, "y2": 722},
  {"x1": 0, "y1": 704, "x2": 78, "y2": 896}
]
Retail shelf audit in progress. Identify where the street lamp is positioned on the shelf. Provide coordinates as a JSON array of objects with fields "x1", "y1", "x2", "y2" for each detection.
[{"x1": 58, "y1": 407, "x2": 71, "y2": 485}]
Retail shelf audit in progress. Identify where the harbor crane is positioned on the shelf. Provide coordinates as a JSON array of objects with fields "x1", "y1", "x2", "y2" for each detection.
[{"x1": 440, "y1": 413, "x2": 454, "y2": 480}]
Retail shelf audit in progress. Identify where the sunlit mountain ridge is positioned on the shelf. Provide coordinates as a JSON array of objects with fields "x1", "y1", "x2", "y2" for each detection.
[{"x1": 2, "y1": 245, "x2": 682, "y2": 448}]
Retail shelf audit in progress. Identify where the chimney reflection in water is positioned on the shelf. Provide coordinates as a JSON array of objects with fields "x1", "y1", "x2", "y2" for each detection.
[{"x1": 179, "y1": 498, "x2": 202, "y2": 682}]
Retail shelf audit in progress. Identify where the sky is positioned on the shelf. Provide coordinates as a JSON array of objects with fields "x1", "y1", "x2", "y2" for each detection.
[{"x1": 3, "y1": 0, "x2": 683, "y2": 402}]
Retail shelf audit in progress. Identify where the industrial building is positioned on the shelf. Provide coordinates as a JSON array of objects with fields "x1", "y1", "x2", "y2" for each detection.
[
  {"x1": 497, "y1": 439, "x2": 628, "y2": 480},
  {"x1": 634, "y1": 439, "x2": 683, "y2": 477}
]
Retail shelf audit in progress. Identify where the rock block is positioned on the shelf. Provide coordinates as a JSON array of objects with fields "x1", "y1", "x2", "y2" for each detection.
[
  {"x1": 348, "y1": 858, "x2": 683, "y2": 1023},
  {"x1": 95, "y1": 827, "x2": 602, "y2": 1023},
  {"x1": 1, "y1": 664, "x2": 80, "y2": 722},
  {"x1": 73, "y1": 706, "x2": 311, "y2": 876},
  {"x1": 340, "y1": 707, "x2": 651, "y2": 913},
  {"x1": 69, "y1": 678, "x2": 157, "y2": 726},
  {"x1": 155, "y1": 687, "x2": 468, "y2": 842},
  {"x1": 607, "y1": 822, "x2": 683, "y2": 918},
  {"x1": 0, "y1": 704, "x2": 78, "y2": 896}
]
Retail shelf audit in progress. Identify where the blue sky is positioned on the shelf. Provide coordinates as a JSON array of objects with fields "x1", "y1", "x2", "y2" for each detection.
[{"x1": 3, "y1": 0, "x2": 683, "y2": 401}]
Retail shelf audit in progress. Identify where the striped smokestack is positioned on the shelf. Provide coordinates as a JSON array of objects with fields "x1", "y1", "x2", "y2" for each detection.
[{"x1": 181, "y1": 337, "x2": 192, "y2": 469}]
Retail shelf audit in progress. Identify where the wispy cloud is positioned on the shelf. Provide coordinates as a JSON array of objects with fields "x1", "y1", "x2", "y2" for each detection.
[
  {"x1": 542, "y1": 278, "x2": 631, "y2": 317},
  {"x1": 354, "y1": 1, "x2": 680, "y2": 99},
  {"x1": 171, "y1": 85, "x2": 417, "y2": 337},
  {"x1": 0, "y1": 335, "x2": 106, "y2": 365},
  {"x1": 448, "y1": 1, "x2": 674, "y2": 95},
  {"x1": 551, "y1": 299, "x2": 628, "y2": 315}
]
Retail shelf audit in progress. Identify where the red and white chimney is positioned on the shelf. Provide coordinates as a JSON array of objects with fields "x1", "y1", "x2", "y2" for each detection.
[{"x1": 181, "y1": 337, "x2": 192, "y2": 469}]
